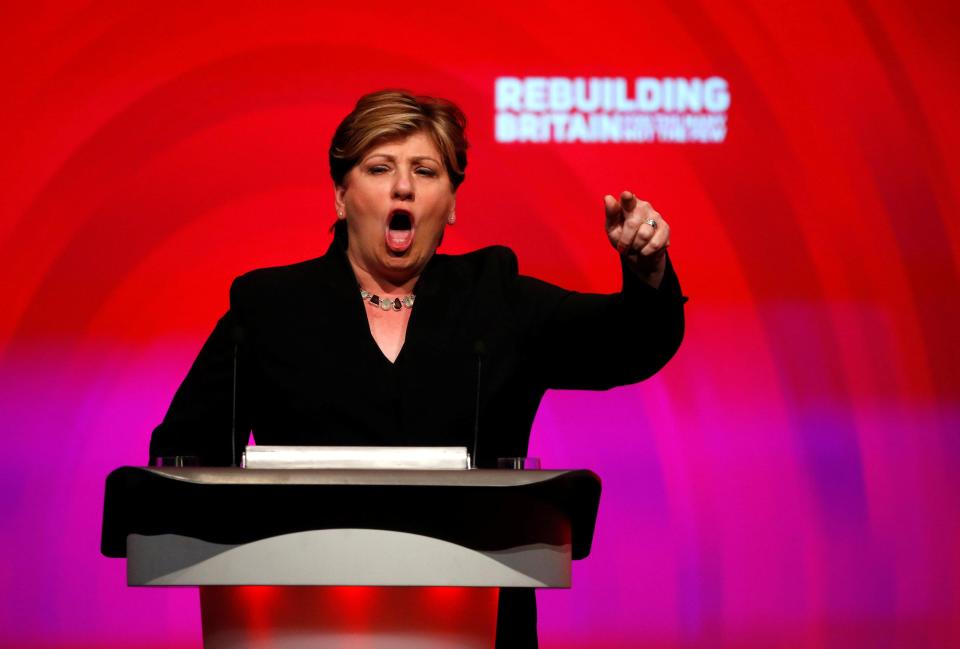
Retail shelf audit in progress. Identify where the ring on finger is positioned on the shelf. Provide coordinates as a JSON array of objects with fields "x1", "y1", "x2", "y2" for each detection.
[{"x1": 644, "y1": 218, "x2": 658, "y2": 229}]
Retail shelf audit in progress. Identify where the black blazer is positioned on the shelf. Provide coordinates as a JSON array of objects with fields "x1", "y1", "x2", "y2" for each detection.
[{"x1": 150, "y1": 240, "x2": 686, "y2": 467}]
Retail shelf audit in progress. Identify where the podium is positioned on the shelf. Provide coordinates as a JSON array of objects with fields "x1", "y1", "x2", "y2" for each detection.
[{"x1": 101, "y1": 467, "x2": 601, "y2": 648}]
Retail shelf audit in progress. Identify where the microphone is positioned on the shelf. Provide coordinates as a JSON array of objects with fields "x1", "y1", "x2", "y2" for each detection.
[
  {"x1": 231, "y1": 322, "x2": 245, "y2": 468},
  {"x1": 471, "y1": 340, "x2": 486, "y2": 469}
]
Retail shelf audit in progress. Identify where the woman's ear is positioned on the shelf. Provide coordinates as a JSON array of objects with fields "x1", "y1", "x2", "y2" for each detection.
[
  {"x1": 448, "y1": 199, "x2": 456, "y2": 225},
  {"x1": 334, "y1": 185, "x2": 347, "y2": 220}
]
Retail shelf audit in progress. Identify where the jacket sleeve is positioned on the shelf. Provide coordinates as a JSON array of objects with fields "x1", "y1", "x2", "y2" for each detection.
[
  {"x1": 148, "y1": 280, "x2": 252, "y2": 467},
  {"x1": 515, "y1": 252, "x2": 687, "y2": 391}
]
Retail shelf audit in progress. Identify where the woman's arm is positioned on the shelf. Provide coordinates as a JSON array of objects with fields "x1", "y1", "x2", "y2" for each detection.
[
  {"x1": 518, "y1": 192, "x2": 686, "y2": 390},
  {"x1": 517, "y1": 255, "x2": 686, "y2": 390},
  {"x1": 149, "y1": 291, "x2": 252, "y2": 467}
]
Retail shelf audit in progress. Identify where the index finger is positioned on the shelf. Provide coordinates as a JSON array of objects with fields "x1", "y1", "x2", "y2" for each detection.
[
  {"x1": 604, "y1": 194, "x2": 622, "y2": 227},
  {"x1": 620, "y1": 190, "x2": 637, "y2": 213}
]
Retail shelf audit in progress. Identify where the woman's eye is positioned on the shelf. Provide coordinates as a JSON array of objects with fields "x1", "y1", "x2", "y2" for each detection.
[
  {"x1": 368, "y1": 165, "x2": 389, "y2": 174},
  {"x1": 415, "y1": 167, "x2": 438, "y2": 177}
]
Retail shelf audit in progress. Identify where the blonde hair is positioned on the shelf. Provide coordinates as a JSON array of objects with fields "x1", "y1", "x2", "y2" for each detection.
[{"x1": 329, "y1": 90, "x2": 468, "y2": 190}]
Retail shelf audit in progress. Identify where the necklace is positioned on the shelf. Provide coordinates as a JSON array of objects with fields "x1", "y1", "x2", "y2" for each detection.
[{"x1": 360, "y1": 288, "x2": 415, "y2": 312}]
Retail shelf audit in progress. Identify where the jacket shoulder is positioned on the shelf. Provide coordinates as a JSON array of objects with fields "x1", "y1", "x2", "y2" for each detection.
[
  {"x1": 228, "y1": 256, "x2": 328, "y2": 306},
  {"x1": 439, "y1": 245, "x2": 519, "y2": 280}
]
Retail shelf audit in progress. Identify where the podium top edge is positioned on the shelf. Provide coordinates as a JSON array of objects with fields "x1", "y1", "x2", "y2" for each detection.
[
  {"x1": 101, "y1": 467, "x2": 603, "y2": 560},
  {"x1": 119, "y1": 466, "x2": 598, "y2": 488}
]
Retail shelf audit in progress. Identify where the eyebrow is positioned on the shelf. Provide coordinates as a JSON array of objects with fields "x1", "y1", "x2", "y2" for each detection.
[{"x1": 363, "y1": 153, "x2": 441, "y2": 165}]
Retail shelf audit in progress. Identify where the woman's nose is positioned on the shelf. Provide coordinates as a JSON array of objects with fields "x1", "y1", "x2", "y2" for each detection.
[{"x1": 391, "y1": 170, "x2": 414, "y2": 200}]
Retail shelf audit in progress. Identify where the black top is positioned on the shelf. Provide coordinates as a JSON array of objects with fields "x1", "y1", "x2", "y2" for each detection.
[{"x1": 150, "y1": 239, "x2": 686, "y2": 468}]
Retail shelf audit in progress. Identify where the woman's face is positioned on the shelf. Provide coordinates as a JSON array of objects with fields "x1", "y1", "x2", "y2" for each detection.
[{"x1": 335, "y1": 131, "x2": 455, "y2": 286}]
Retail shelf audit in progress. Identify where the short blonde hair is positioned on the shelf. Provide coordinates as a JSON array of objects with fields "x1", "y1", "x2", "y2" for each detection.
[{"x1": 329, "y1": 90, "x2": 468, "y2": 190}]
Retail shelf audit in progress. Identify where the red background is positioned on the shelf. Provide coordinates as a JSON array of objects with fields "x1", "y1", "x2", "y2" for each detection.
[{"x1": 1, "y1": 1, "x2": 958, "y2": 647}]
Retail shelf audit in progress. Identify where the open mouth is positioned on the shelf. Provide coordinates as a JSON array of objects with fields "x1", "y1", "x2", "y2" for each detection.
[{"x1": 386, "y1": 209, "x2": 414, "y2": 254}]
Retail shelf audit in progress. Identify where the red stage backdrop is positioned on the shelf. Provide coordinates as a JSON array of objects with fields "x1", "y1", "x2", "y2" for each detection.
[{"x1": 1, "y1": 1, "x2": 958, "y2": 647}]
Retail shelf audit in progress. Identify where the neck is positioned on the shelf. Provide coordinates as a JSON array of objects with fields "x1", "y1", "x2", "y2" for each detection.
[{"x1": 346, "y1": 252, "x2": 419, "y2": 296}]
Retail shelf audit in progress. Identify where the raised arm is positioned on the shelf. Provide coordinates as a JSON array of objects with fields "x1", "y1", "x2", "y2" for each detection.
[{"x1": 518, "y1": 192, "x2": 686, "y2": 390}]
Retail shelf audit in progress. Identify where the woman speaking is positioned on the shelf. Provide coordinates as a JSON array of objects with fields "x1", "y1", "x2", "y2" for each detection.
[{"x1": 150, "y1": 89, "x2": 686, "y2": 647}]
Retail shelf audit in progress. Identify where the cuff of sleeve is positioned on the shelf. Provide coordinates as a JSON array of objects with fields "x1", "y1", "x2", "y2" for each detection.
[{"x1": 621, "y1": 253, "x2": 689, "y2": 304}]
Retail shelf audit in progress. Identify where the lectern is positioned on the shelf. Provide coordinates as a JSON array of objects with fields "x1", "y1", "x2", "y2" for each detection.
[{"x1": 101, "y1": 467, "x2": 601, "y2": 648}]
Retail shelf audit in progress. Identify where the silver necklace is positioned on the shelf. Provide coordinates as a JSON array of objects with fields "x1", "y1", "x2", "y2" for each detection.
[{"x1": 359, "y1": 289, "x2": 415, "y2": 312}]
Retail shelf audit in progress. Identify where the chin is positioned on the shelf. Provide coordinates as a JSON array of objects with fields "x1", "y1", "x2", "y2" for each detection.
[{"x1": 381, "y1": 251, "x2": 419, "y2": 272}]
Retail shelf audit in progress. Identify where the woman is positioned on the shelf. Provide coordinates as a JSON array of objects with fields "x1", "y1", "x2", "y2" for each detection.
[{"x1": 150, "y1": 89, "x2": 686, "y2": 647}]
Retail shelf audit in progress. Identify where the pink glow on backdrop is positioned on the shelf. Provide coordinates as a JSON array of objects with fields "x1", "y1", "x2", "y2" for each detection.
[{"x1": 1, "y1": 1, "x2": 959, "y2": 647}]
